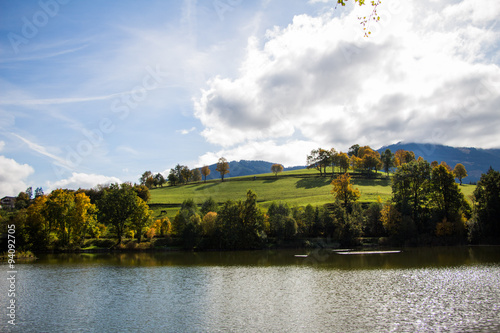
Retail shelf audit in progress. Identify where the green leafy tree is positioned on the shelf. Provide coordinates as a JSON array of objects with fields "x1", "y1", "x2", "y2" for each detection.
[
  {"x1": 140, "y1": 171, "x2": 152, "y2": 186},
  {"x1": 268, "y1": 202, "x2": 291, "y2": 239},
  {"x1": 468, "y1": 168, "x2": 500, "y2": 244},
  {"x1": 180, "y1": 166, "x2": 192, "y2": 184},
  {"x1": 430, "y1": 165, "x2": 469, "y2": 240},
  {"x1": 192, "y1": 168, "x2": 202, "y2": 182},
  {"x1": 348, "y1": 144, "x2": 360, "y2": 157},
  {"x1": 97, "y1": 183, "x2": 140, "y2": 245},
  {"x1": 392, "y1": 159, "x2": 431, "y2": 233},
  {"x1": 154, "y1": 173, "x2": 166, "y2": 187},
  {"x1": 381, "y1": 149, "x2": 394, "y2": 176},
  {"x1": 129, "y1": 197, "x2": 153, "y2": 243},
  {"x1": 201, "y1": 197, "x2": 218, "y2": 216},
  {"x1": 168, "y1": 169, "x2": 179, "y2": 186}
]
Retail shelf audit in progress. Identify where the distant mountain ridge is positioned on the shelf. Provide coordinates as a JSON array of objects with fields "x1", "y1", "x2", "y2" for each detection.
[{"x1": 377, "y1": 142, "x2": 500, "y2": 183}]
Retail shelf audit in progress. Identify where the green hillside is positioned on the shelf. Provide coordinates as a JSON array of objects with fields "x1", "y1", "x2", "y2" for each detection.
[{"x1": 149, "y1": 168, "x2": 476, "y2": 217}]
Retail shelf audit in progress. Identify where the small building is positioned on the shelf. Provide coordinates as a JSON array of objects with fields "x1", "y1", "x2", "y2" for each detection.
[{"x1": 0, "y1": 196, "x2": 16, "y2": 209}]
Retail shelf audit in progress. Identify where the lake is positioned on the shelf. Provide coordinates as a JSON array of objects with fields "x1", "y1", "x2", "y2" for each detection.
[{"x1": 1, "y1": 247, "x2": 500, "y2": 332}]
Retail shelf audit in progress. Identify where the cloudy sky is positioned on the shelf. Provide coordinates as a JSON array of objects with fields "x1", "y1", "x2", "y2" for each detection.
[{"x1": 1, "y1": 0, "x2": 499, "y2": 196}]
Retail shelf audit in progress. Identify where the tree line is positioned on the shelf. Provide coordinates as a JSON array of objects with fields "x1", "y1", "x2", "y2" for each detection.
[
  {"x1": 306, "y1": 144, "x2": 469, "y2": 184},
  {"x1": 1, "y1": 148, "x2": 497, "y2": 252},
  {"x1": 140, "y1": 157, "x2": 231, "y2": 188}
]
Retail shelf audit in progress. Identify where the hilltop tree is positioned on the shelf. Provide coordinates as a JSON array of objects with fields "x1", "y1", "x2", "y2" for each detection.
[
  {"x1": 140, "y1": 171, "x2": 152, "y2": 186},
  {"x1": 180, "y1": 166, "x2": 192, "y2": 184},
  {"x1": 192, "y1": 168, "x2": 202, "y2": 182},
  {"x1": 380, "y1": 149, "x2": 394, "y2": 176},
  {"x1": 154, "y1": 173, "x2": 166, "y2": 187},
  {"x1": 168, "y1": 169, "x2": 179, "y2": 186},
  {"x1": 34, "y1": 187, "x2": 44, "y2": 198},
  {"x1": 307, "y1": 148, "x2": 331, "y2": 176},
  {"x1": 348, "y1": 144, "x2": 360, "y2": 157},
  {"x1": 337, "y1": 152, "x2": 350, "y2": 173},
  {"x1": 201, "y1": 165, "x2": 211, "y2": 182},
  {"x1": 453, "y1": 163, "x2": 468, "y2": 185},
  {"x1": 394, "y1": 149, "x2": 415, "y2": 166},
  {"x1": 271, "y1": 163, "x2": 284, "y2": 178},
  {"x1": 331, "y1": 173, "x2": 361, "y2": 208},
  {"x1": 216, "y1": 157, "x2": 230, "y2": 182}
]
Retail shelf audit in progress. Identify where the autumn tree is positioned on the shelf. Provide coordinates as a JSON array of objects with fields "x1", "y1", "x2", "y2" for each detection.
[
  {"x1": 358, "y1": 146, "x2": 382, "y2": 174},
  {"x1": 71, "y1": 192, "x2": 98, "y2": 245},
  {"x1": 337, "y1": 152, "x2": 350, "y2": 173},
  {"x1": 271, "y1": 163, "x2": 284, "y2": 178},
  {"x1": 331, "y1": 173, "x2": 361, "y2": 208},
  {"x1": 216, "y1": 157, "x2": 230, "y2": 182},
  {"x1": 201, "y1": 165, "x2": 211, "y2": 182},
  {"x1": 453, "y1": 163, "x2": 468, "y2": 185},
  {"x1": 394, "y1": 149, "x2": 416, "y2": 166}
]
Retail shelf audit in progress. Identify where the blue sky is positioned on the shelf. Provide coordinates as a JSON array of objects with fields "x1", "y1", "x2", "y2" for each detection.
[{"x1": 1, "y1": 0, "x2": 499, "y2": 197}]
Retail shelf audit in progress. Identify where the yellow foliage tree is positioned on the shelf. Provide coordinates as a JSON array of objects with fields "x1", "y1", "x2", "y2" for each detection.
[{"x1": 331, "y1": 173, "x2": 361, "y2": 207}]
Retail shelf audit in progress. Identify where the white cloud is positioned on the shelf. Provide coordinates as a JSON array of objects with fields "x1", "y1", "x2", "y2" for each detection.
[
  {"x1": 0, "y1": 156, "x2": 34, "y2": 197},
  {"x1": 0, "y1": 141, "x2": 5, "y2": 152},
  {"x1": 196, "y1": 139, "x2": 321, "y2": 167},
  {"x1": 47, "y1": 172, "x2": 121, "y2": 192},
  {"x1": 194, "y1": 0, "x2": 500, "y2": 164},
  {"x1": 178, "y1": 127, "x2": 197, "y2": 135}
]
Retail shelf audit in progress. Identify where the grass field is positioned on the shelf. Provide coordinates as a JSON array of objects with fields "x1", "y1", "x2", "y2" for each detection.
[{"x1": 148, "y1": 168, "x2": 477, "y2": 218}]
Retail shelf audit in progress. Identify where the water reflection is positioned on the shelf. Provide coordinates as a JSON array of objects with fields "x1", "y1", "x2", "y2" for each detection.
[{"x1": 34, "y1": 246, "x2": 500, "y2": 269}]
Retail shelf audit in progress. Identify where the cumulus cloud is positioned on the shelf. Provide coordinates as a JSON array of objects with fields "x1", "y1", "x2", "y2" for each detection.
[
  {"x1": 47, "y1": 172, "x2": 121, "y2": 192},
  {"x1": 194, "y1": 0, "x2": 500, "y2": 161},
  {"x1": 0, "y1": 155, "x2": 34, "y2": 197},
  {"x1": 197, "y1": 139, "x2": 321, "y2": 167}
]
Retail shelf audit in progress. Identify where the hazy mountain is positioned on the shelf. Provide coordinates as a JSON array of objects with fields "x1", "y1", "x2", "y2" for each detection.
[{"x1": 377, "y1": 142, "x2": 500, "y2": 183}]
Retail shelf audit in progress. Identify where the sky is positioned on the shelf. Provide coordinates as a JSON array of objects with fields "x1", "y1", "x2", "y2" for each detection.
[{"x1": 0, "y1": 0, "x2": 499, "y2": 197}]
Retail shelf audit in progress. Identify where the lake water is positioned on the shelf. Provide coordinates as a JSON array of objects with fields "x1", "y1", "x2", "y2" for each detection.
[{"x1": 1, "y1": 247, "x2": 500, "y2": 332}]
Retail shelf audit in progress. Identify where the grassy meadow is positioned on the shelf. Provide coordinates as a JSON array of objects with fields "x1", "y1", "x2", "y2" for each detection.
[{"x1": 148, "y1": 167, "x2": 477, "y2": 218}]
